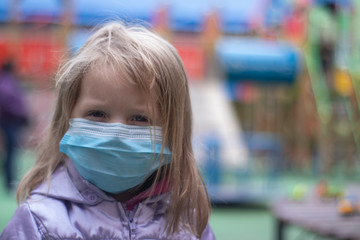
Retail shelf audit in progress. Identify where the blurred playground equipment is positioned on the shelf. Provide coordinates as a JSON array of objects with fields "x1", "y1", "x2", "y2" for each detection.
[{"x1": 0, "y1": 0, "x2": 360, "y2": 205}]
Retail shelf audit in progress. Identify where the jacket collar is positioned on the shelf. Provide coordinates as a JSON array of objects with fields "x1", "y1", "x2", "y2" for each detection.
[
  {"x1": 31, "y1": 159, "x2": 171, "y2": 207},
  {"x1": 124, "y1": 176, "x2": 170, "y2": 210},
  {"x1": 31, "y1": 160, "x2": 114, "y2": 205}
]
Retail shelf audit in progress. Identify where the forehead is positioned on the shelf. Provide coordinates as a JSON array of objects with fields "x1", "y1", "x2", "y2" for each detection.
[
  {"x1": 87, "y1": 59, "x2": 156, "y2": 89},
  {"x1": 84, "y1": 62, "x2": 131, "y2": 87},
  {"x1": 79, "y1": 63, "x2": 156, "y2": 101}
]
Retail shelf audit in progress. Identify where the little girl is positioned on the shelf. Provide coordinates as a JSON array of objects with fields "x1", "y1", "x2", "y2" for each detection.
[{"x1": 1, "y1": 22, "x2": 215, "y2": 239}]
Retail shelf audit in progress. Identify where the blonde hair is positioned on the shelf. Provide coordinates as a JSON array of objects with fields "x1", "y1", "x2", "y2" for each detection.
[{"x1": 17, "y1": 22, "x2": 210, "y2": 237}]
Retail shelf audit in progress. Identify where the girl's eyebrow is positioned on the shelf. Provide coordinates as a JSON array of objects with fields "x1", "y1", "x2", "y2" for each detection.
[
  {"x1": 130, "y1": 105, "x2": 150, "y2": 113},
  {"x1": 80, "y1": 99, "x2": 109, "y2": 108}
]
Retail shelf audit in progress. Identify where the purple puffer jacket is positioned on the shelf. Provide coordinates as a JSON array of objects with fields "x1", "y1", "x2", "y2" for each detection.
[{"x1": 0, "y1": 161, "x2": 215, "y2": 240}]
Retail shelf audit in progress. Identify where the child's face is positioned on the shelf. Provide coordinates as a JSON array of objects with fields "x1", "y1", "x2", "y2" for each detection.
[{"x1": 71, "y1": 66, "x2": 159, "y2": 126}]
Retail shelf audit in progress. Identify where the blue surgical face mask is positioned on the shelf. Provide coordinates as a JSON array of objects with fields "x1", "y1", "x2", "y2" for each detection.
[{"x1": 59, "y1": 118, "x2": 171, "y2": 194}]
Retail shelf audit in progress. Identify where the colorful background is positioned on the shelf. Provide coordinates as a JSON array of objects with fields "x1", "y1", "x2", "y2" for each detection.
[{"x1": 1, "y1": 0, "x2": 360, "y2": 239}]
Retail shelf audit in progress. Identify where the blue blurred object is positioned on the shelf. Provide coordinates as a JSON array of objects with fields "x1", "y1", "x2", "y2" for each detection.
[
  {"x1": 264, "y1": 0, "x2": 292, "y2": 28},
  {"x1": 203, "y1": 134, "x2": 221, "y2": 186},
  {"x1": 215, "y1": 37, "x2": 302, "y2": 83},
  {"x1": 67, "y1": 29, "x2": 91, "y2": 55},
  {"x1": 0, "y1": 0, "x2": 10, "y2": 22},
  {"x1": 73, "y1": 0, "x2": 161, "y2": 27},
  {"x1": 245, "y1": 132, "x2": 283, "y2": 178},
  {"x1": 313, "y1": 0, "x2": 351, "y2": 7},
  {"x1": 215, "y1": 0, "x2": 267, "y2": 34},
  {"x1": 20, "y1": 0, "x2": 63, "y2": 23},
  {"x1": 168, "y1": 0, "x2": 213, "y2": 32}
]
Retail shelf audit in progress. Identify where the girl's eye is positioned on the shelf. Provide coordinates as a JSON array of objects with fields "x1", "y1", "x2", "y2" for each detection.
[
  {"x1": 87, "y1": 110, "x2": 106, "y2": 119},
  {"x1": 132, "y1": 115, "x2": 149, "y2": 123}
]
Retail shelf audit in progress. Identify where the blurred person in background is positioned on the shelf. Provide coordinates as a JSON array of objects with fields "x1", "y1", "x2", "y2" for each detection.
[{"x1": 0, "y1": 59, "x2": 29, "y2": 193}]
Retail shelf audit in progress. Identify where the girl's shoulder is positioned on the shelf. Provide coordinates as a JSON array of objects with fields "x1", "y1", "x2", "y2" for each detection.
[{"x1": 0, "y1": 202, "x2": 42, "y2": 239}]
